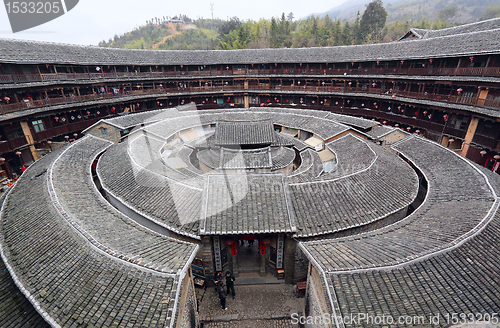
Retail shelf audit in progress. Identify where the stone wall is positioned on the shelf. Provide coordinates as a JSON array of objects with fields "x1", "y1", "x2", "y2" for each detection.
[
  {"x1": 178, "y1": 271, "x2": 199, "y2": 328},
  {"x1": 293, "y1": 245, "x2": 309, "y2": 283},
  {"x1": 304, "y1": 264, "x2": 333, "y2": 328},
  {"x1": 86, "y1": 122, "x2": 121, "y2": 143}
]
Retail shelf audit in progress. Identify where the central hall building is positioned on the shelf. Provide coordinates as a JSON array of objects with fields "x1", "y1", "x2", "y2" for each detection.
[{"x1": 0, "y1": 19, "x2": 500, "y2": 328}]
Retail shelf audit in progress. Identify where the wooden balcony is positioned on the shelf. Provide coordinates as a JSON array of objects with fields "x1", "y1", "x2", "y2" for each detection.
[
  {"x1": 0, "y1": 84, "x2": 498, "y2": 120},
  {"x1": 1, "y1": 66, "x2": 500, "y2": 86}
]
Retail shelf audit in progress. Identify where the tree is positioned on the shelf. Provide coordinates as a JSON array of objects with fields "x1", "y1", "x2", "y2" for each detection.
[
  {"x1": 342, "y1": 21, "x2": 351, "y2": 45},
  {"x1": 352, "y1": 11, "x2": 361, "y2": 44},
  {"x1": 333, "y1": 20, "x2": 342, "y2": 46},
  {"x1": 438, "y1": 6, "x2": 458, "y2": 21},
  {"x1": 270, "y1": 18, "x2": 279, "y2": 47},
  {"x1": 480, "y1": 6, "x2": 500, "y2": 20},
  {"x1": 358, "y1": 0, "x2": 387, "y2": 43},
  {"x1": 218, "y1": 17, "x2": 241, "y2": 36},
  {"x1": 287, "y1": 12, "x2": 294, "y2": 21}
]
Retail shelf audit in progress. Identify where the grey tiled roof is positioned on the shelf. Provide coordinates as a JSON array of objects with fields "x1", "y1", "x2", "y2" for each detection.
[
  {"x1": 214, "y1": 120, "x2": 276, "y2": 146},
  {"x1": 290, "y1": 144, "x2": 418, "y2": 237},
  {"x1": 221, "y1": 147, "x2": 272, "y2": 170},
  {"x1": 0, "y1": 148, "x2": 185, "y2": 328},
  {"x1": 271, "y1": 147, "x2": 296, "y2": 170},
  {"x1": 365, "y1": 125, "x2": 395, "y2": 138},
  {"x1": 329, "y1": 208, "x2": 500, "y2": 328},
  {"x1": 2, "y1": 19, "x2": 500, "y2": 66},
  {"x1": 413, "y1": 18, "x2": 500, "y2": 40},
  {"x1": 87, "y1": 104, "x2": 194, "y2": 131},
  {"x1": 200, "y1": 174, "x2": 296, "y2": 235},
  {"x1": 0, "y1": 254, "x2": 49, "y2": 328},
  {"x1": 197, "y1": 149, "x2": 221, "y2": 170},
  {"x1": 325, "y1": 133, "x2": 376, "y2": 178},
  {"x1": 51, "y1": 136, "x2": 198, "y2": 273},
  {"x1": 326, "y1": 113, "x2": 378, "y2": 130},
  {"x1": 98, "y1": 141, "x2": 202, "y2": 238},
  {"x1": 287, "y1": 149, "x2": 324, "y2": 184},
  {"x1": 301, "y1": 136, "x2": 496, "y2": 271},
  {"x1": 0, "y1": 191, "x2": 49, "y2": 328},
  {"x1": 128, "y1": 133, "x2": 202, "y2": 184},
  {"x1": 198, "y1": 146, "x2": 294, "y2": 170}
]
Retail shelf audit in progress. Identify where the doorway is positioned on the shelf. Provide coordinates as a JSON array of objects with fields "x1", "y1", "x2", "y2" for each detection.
[{"x1": 237, "y1": 237, "x2": 260, "y2": 273}]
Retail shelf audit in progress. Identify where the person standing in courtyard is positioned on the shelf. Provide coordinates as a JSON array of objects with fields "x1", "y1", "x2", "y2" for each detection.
[
  {"x1": 218, "y1": 281, "x2": 227, "y2": 310},
  {"x1": 225, "y1": 271, "x2": 235, "y2": 299}
]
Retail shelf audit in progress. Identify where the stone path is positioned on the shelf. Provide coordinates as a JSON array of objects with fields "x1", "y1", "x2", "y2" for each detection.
[
  {"x1": 198, "y1": 284, "x2": 303, "y2": 327},
  {"x1": 203, "y1": 319, "x2": 296, "y2": 327}
]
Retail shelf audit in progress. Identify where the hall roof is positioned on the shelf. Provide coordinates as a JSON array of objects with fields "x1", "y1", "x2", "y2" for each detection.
[
  {"x1": 200, "y1": 173, "x2": 296, "y2": 235},
  {"x1": 99, "y1": 108, "x2": 418, "y2": 238},
  {"x1": 213, "y1": 120, "x2": 276, "y2": 146}
]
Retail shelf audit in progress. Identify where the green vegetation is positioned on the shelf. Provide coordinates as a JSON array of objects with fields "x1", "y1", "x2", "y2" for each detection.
[
  {"x1": 384, "y1": 0, "x2": 500, "y2": 25},
  {"x1": 481, "y1": 6, "x2": 500, "y2": 20},
  {"x1": 358, "y1": 0, "x2": 388, "y2": 43},
  {"x1": 98, "y1": 0, "x2": 495, "y2": 51},
  {"x1": 156, "y1": 29, "x2": 219, "y2": 50},
  {"x1": 99, "y1": 24, "x2": 174, "y2": 49}
]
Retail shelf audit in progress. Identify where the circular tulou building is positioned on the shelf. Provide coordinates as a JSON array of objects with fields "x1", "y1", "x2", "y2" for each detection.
[{"x1": 1, "y1": 19, "x2": 500, "y2": 328}]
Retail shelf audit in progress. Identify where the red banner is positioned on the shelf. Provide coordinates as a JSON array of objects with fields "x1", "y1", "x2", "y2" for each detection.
[
  {"x1": 260, "y1": 240, "x2": 266, "y2": 255},
  {"x1": 231, "y1": 243, "x2": 237, "y2": 256}
]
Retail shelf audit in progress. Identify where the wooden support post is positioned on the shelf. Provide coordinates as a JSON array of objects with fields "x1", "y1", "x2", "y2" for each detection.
[{"x1": 459, "y1": 118, "x2": 479, "y2": 157}]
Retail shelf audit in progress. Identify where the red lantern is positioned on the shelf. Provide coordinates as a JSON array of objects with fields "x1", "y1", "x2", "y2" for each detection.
[
  {"x1": 225, "y1": 239, "x2": 235, "y2": 246},
  {"x1": 45, "y1": 64, "x2": 50, "y2": 69},
  {"x1": 429, "y1": 59, "x2": 433, "y2": 64},
  {"x1": 401, "y1": 60, "x2": 404, "y2": 64},
  {"x1": 457, "y1": 88, "x2": 463, "y2": 95},
  {"x1": 262, "y1": 238, "x2": 271, "y2": 245},
  {"x1": 469, "y1": 56, "x2": 474, "y2": 62},
  {"x1": 376, "y1": 61, "x2": 380, "y2": 65},
  {"x1": 275, "y1": 63, "x2": 277, "y2": 67}
]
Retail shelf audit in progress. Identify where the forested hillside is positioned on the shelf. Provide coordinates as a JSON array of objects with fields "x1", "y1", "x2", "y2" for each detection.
[{"x1": 98, "y1": 0, "x2": 500, "y2": 50}]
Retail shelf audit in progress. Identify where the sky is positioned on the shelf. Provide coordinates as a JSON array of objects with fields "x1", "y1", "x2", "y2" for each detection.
[{"x1": 0, "y1": 0, "x2": 346, "y2": 45}]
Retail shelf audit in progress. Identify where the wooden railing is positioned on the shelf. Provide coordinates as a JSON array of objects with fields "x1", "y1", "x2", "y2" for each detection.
[
  {"x1": 1, "y1": 84, "x2": 499, "y2": 116},
  {"x1": 2, "y1": 66, "x2": 500, "y2": 85}
]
